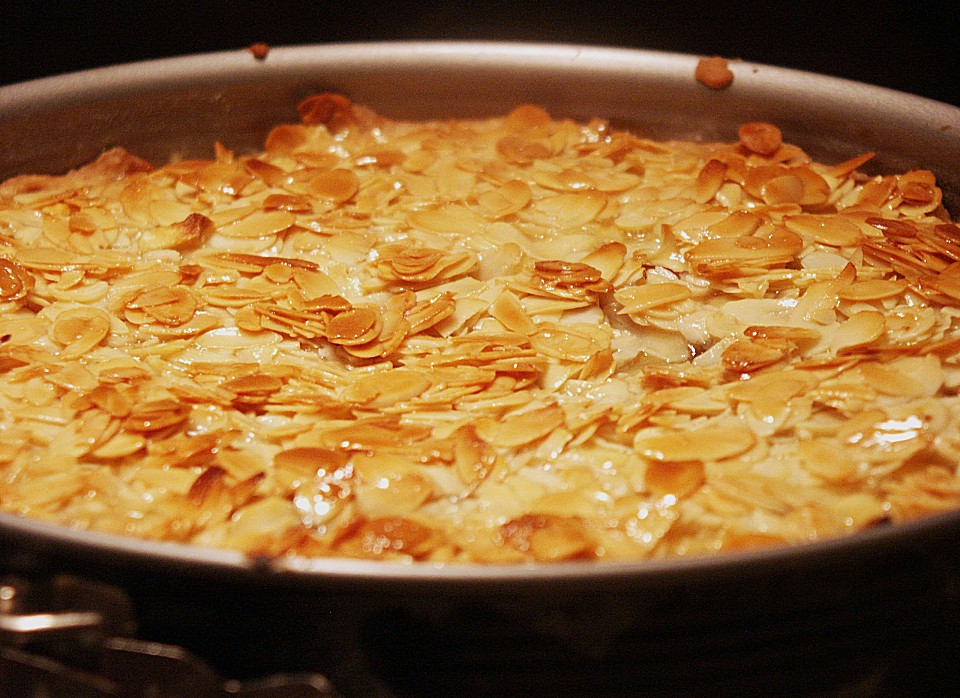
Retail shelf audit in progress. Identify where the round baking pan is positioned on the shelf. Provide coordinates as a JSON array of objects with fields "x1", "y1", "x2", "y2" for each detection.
[{"x1": 2, "y1": 42, "x2": 960, "y2": 697}]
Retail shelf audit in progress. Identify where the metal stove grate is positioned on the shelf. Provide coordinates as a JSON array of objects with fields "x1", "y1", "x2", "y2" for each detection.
[{"x1": 0, "y1": 575, "x2": 341, "y2": 698}]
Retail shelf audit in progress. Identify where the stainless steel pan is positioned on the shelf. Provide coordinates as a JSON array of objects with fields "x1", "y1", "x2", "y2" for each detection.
[{"x1": 2, "y1": 42, "x2": 960, "y2": 697}]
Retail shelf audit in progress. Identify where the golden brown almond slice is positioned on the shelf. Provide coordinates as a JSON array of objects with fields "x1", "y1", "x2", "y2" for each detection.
[
  {"x1": 579, "y1": 242, "x2": 627, "y2": 281},
  {"x1": 308, "y1": 168, "x2": 359, "y2": 203},
  {"x1": 504, "y1": 103, "x2": 553, "y2": 130},
  {"x1": 496, "y1": 135, "x2": 553, "y2": 164},
  {"x1": 218, "y1": 210, "x2": 296, "y2": 239},
  {"x1": 645, "y1": 460, "x2": 705, "y2": 498},
  {"x1": 336, "y1": 516, "x2": 443, "y2": 560},
  {"x1": 530, "y1": 191, "x2": 607, "y2": 227},
  {"x1": 491, "y1": 291, "x2": 536, "y2": 334},
  {"x1": 798, "y1": 439, "x2": 857, "y2": 482},
  {"x1": 836, "y1": 279, "x2": 909, "y2": 302},
  {"x1": 477, "y1": 179, "x2": 533, "y2": 218},
  {"x1": 784, "y1": 214, "x2": 863, "y2": 247},
  {"x1": 827, "y1": 151, "x2": 875, "y2": 179},
  {"x1": 352, "y1": 452, "x2": 434, "y2": 516},
  {"x1": 615, "y1": 282, "x2": 691, "y2": 314},
  {"x1": 534, "y1": 259, "x2": 604, "y2": 287},
  {"x1": 476, "y1": 403, "x2": 565, "y2": 448},
  {"x1": 830, "y1": 310, "x2": 886, "y2": 354},
  {"x1": 274, "y1": 447, "x2": 351, "y2": 490},
  {"x1": 635, "y1": 423, "x2": 756, "y2": 462},
  {"x1": 452, "y1": 424, "x2": 499, "y2": 489},
  {"x1": 858, "y1": 355, "x2": 943, "y2": 398},
  {"x1": 51, "y1": 307, "x2": 111, "y2": 358},
  {"x1": 342, "y1": 369, "x2": 432, "y2": 408},
  {"x1": 722, "y1": 338, "x2": 789, "y2": 374},
  {"x1": 408, "y1": 204, "x2": 488, "y2": 235},
  {"x1": 123, "y1": 399, "x2": 190, "y2": 434},
  {"x1": 126, "y1": 286, "x2": 198, "y2": 327},
  {"x1": 297, "y1": 92, "x2": 356, "y2": 131},
  {"x1": 500, "y1": 513, "x2": 593, "y2": 562},
  {"x1": 686, "y1": 228, "x2": 804, "y2": 271},
  {"x1": 90, "y1": 431, "x2": 147, "y2": 459},
  {"x1": 325, "y1": 307, "x2": 381, "y2": 346}
]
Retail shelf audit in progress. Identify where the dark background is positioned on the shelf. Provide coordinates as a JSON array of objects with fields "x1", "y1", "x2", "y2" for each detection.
[{"x1": 1, "y1": 1, "x2": 958, "y2": 106}]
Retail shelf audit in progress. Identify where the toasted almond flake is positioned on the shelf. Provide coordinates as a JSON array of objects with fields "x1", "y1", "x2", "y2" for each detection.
[
  {"x1": 504, "y1": 104, "x2": 553, "y2": 130},
  {"x1": 531, "y1": 191, "x2": 607, "y2": 227},
  {"x1": 51, "y1": 307, "x2": 111, "y2": 357},
  {"x1": 123, "y1": 399, "x2": 190, "y2": 434},
  {"x1": 336, "y1": 516, "x2": 441, "y2": 560},
  {"x1": 859, "y1": 355, "x2": 943, "y2": 398},
  {"x1": 342, "y1": 369, "x2": 432, "y2": 408},
  {"x1": 830, "y1": 310, "x2": 886, "y2": 354},
  {"x1": 126, "y1": 286, "x2": 198, "y2": 327},
  {"x1": 837, "y1": 279, "x2": 909, "y2": 301},
  {"x1": 635, "y1": 424, "x2": 756, "y2": 462},
  {"x1": 90, "y1": 431, "x2": 147, "y2": 459},
  {"x1": 403, "y1": 293, "x2": 456, "y2": 335},
  {"x1": 309, "y1": 169, "x2": 359, "y2": 203},
  {"x1": 784, "y1": 214, "x2": 863, "y2": 247},
  {"x1": 534, "y1": 259, "x2": 603, "y2": 287},
  {"x1": 492, "y1": 291, "x2": 536, "y2": 334},
  {"x1": 297, "y1": 92, "x2": 356, "y2": 131},
  {"x1": 325, "y1": 307, "x2": 380, "y2": 345},
  {"x1": 477, "y1": 179, "x2": 532, "y2": 218},
  {"x1": 615, "y1": 282, "x2": 691, "y2": 314},
  {"x1": 828, "y1": 151, "x2": 876, "y2": 179},
  {"x1": 475, "y1": 403, "x2": 565, "y2": 448},
  {"x1": 580, "y1": 242, "x2": 627, "y2": 281},
  {"x1": 408, "y1": 204, "x2": 487, "y2": 235},
  {"x1": 686, "y1": 228, "x2": 803, "y2": 271},
  {"x1": 496, "y1": 135, "x2": 553, "y2": 164},
  {"x1": 353, "y1": 453, "x2": 433, "y2": 516},
  {"x1": 222, "y1": 373, "x2": 284, "y2": 398},
  {"x1": 722, "y1": 338, "x2": 789, "y2": 374},
  {"x1": 707, "y1": 211, "x2": 765, "y2": 239},
  {"x1": 500, "y1": 513, "x2": 593, "y2": 562},
  {"x1": 693, "y1": 159, "x2": 727, "y2": 203},
  {"x1": 0, "y1": 258, "x2": 35, "y2": 301},
  {"x1": 218, "y1": 210, "x2": 297, "y2": 239},
  {"x1": 645, "y1": 460, "x2": 705, "y2": 498}
]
